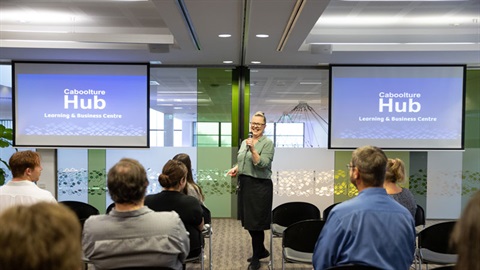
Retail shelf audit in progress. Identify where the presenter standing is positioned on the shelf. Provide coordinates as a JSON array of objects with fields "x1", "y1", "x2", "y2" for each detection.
[{"x1": 227, "y1": 111, "x2": 275, "y2": 270}]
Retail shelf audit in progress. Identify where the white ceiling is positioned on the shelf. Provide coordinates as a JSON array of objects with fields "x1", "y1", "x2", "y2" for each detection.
[{"x1": 0, "y1": 0, "x2": 479, "y2": 122}]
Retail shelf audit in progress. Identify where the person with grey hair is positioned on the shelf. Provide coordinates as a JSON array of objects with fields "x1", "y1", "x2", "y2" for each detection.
[
  {"x1": 313, "y1": 146, "x2": 416, "y2": 270},
  {"x1": 82, "y1": 158, "x2": 189, "y2": 270},
  {"x1": 227, "y1": 111, "x2": 275, "y2": 270}
]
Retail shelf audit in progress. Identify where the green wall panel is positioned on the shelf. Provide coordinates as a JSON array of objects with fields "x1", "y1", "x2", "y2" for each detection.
[
  {"x1": 197, "y1": 68, "x2": 236, "y2": 217},
  {"x1": 334, "y1": 150, "x2": 410, "y2": 203},
  {"x1": 197, "y1": 147, "x2": 235, "y2": 218},
  {"x1": 88, "y1": 149, "x2": 106, "y2": 213}
]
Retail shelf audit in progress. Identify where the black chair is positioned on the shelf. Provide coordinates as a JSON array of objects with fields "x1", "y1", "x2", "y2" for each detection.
[
  {"x1": 415, "y1": 221, "x2": 458, "y2": 270},
  {"x1": 324, "y1": 264, "x2": 382, "y2": 270},
  {"x1": 106, "y1": 202, "x2": 115, "y2": 214},
  {"x1": 322, "y1": 202, "x2": 341, "y2": 221},
  {"x1": 415, "y1": 204, "x2": 426, "y2": 228},
  {"x1": 60, "y1": 200, "x2": 100, "y2": 228},
  {"x1": 430, "y1": 266, "x2": 455, "y2": 270},
  {"x1": 201, "y1": 204, "x2": 212, "y2": 270},
  {"x1": 183, "y1": 235, "x2": 205, "y2": 270},
  {"x1": 270, "y1": 202, "x2": 321, "y2": 269},
  {"x1": 281, "y1": 219, "x2": 325, "y2": 270}
]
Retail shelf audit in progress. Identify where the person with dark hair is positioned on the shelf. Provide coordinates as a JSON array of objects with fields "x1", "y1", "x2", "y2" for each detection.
[
  {"x1": 313, "y1": 146, "x2": 416, "y2": 270},
  {"x1": 451, "y1": 190, "x2": 480, "y2": 270},
  {"x1": 0, "y1": 150, "x2": 56, "y2": 213},
  {"x1": 173, "y1": 153, "x2": 205, "y2": 202},
  {"x1": 0, "y1": 202, "x2": 83, "y2": 270},
  {"x1": 82, "y1": 158, "x2": 189, "y2": 270},
  {"x1": 384, "y1": 158, "x2": 417, "y2": 217},
  {"x1": 226, "y1": 111, "x2": 275, "y2": 270},
  {"x1": 145, "y1": 159, "x2": 204, "y2": 259}
]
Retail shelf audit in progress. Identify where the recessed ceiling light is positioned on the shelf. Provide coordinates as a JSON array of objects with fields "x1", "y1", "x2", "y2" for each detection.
[
  {"x1": 256, "y1": 34, "x2": 269, "y2": 38},
  {"x1": 251, "y1": 61, "x2": 261, "y2": 64},
  {"x1": 218, "y1": 34, "x2": 232, "y2": 38},
  {"x1": 223, "y1": 60, "x2": 233, "y2": 64},
  {"x1": 150, "y1": 61, "x2": 162, "y2": 64}
]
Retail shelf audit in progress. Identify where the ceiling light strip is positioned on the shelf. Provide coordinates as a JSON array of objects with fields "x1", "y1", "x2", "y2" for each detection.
[
  {"x1": 277, "y1": 0, "x2": 306, "y2": 52},
  {"x1": 175, "y1": 0, "x2": 201, "y2": 50}
]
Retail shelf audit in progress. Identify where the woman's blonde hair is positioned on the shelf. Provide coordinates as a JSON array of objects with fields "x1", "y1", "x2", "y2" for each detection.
[
  {"x1": 385, "y1": 158, "x2": 405, "y2": 184},
  {"x1": 253, "y1": 111, "x2": 266, "y2": 123}
]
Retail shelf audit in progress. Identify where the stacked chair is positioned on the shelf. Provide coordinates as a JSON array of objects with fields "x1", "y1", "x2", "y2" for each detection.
[{"x1": 270, "y1": 202, "x2": 321, "y2": 269}]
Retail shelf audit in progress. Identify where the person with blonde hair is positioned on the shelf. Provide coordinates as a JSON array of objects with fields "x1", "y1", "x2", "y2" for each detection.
[
  {"x1": 82, "y1": 158, "x2": 189, "y2": 270},
  {"x1": 227, "y1": 111, "x2": 275, "y2": 270},
  {"x1": 0, "y1": 150, "x2": 56, "y2": 213},
  {"x1": 451, "y1": 190, "x2": 480, "y2": 270},
  {"x1": 0, "y1": 202, "x2": 83, "y2": 270},
  {"x1": 384, "y1": 158, "x2": 417, "y2": 217}
]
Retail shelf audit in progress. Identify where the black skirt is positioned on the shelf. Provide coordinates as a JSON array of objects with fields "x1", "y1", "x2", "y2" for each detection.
[{"x1": 238, "y1": 174, "x2": 273, "y2": 231}]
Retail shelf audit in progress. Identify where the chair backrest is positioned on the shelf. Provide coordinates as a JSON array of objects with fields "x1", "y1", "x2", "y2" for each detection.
[
  {"x1": 106, "y1": 202, "x2": 115, "y2": 214},
  {"x1": 415, "y1": 204, "x2": 426, "y2": 227},
  {"x1": 201, "y1": 204, "x2": 211, "y2": 225},
  {"x1": 324, "y1": 264, "x2": 382, "y2": 270},
  {"x1": 60, "y1": 200, "x2": 100, "y2": 227},
  {"x1": 430, "y1": 266, "x2": 455, "y2": 270},
  {"x1": 322, "y1": 202, "x2": 341, "y2": 221},
  {"x1": 417, "y1": 221, "x2": 457, "y2": 254},
  {"x1": 272, "y1": 202, "x2": 320, "y2": 227},
  {"x1": 282, "y1": 219, "x2": 325, "y2": 253}
]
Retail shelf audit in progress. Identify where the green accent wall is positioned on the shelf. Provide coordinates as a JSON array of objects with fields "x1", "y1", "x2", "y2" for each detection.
[
  {"x1": 88, "y1": 149, "x2": 106, "y2": 213},
  {"x1": 334, "y1": 150, "x2": 410, "y2": 202},
  {"x1": 462, "y1": 69, "x2": 480, "y2": 207},
  {"x1": 197, "y1": 68, "x2": 235, "y2": 217}
]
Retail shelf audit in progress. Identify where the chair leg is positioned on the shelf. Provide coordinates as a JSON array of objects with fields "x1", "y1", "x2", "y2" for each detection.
[
  {"x1": 269, "y1": 229, "x2": 274, "y2": 270},
  {"x1": 201, "y1": 247, "x2": 205, "y2": 270},
  {"x1": 208, "y1": 233, "x2": 212, "y2": 270}
]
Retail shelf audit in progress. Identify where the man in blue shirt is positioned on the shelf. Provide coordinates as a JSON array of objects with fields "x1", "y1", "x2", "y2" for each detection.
[{"x1": 313, "y1": 146, "x2": 416, "y2": 270}]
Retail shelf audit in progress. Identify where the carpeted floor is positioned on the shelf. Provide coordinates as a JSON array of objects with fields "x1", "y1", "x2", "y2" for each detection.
[
  {"x1": 185, "y1": 218, "x2": 451, "y2": 270},
  {"x1": 186, "y1": 218, "x2": 313, "y2": 270}
]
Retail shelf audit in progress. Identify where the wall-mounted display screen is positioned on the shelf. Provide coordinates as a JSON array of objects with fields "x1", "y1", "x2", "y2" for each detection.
[
  {"x1": 13, "y1": 61, "x2": 150, "y2": 148},
  {"x1": 329, "y1": 65, "x2": 465, "y2": 150}
]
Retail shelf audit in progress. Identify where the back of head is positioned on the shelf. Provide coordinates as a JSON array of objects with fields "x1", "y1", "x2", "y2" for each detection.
[
  {"x1": 8, "y1": 150, "x2": 41, "y2": 178},
  {"x1": 0, "y1": 202, "x2": 82, "y2": 270},
  {"x1": 451, "y1": 190, "x2": 480, "y2": 270},
  {"x1": 108, "y1": 158, "x2": 148, "y2": 204},
  {"x1": 158, "y1": 159, "x2": 187, "y2": 188},
  {"x1": 385, "y1": 158, "x2": 405, "y2": 184},
  {"x1": 351, "y1": 145, "x2": 388, "y2": 187},
  {"x1": 173, "y1": 153, "x2": 193, "y2": 183}
]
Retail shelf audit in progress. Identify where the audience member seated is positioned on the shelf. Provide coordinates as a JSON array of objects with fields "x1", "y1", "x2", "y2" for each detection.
[
  {"x1": 451, "y1": 190, "x2": 480, "y2": 270},
  {"x1": 0, "y1": 202, "x2": 82, "y2": 270},
  {"x1": 145, "y1": 159, "x2": 204, "y2": 259},
  {"x1": 173, "y1": 153, "x2": 205, "y2": 204},
  {"x1": 384, "y1": 158, "x2": 417, "y2": 217},
  {"x1": 313, "y1": 145, "x2": 416, "y2": 270},
  {"x1": 82, "y1": 158, "x2": 189, "y2": 270},
  {"x1": 173, "y1": 153, "x2": 211, "y2": 225},
  {"x1": 0, "y1": 150, "x2": 56, "y2": 213}
]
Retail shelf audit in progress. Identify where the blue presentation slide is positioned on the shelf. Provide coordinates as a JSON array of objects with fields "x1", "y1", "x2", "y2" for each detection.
[
  {"x1": 329, "y1": 66, "x2": 464, "y2": 149},
  {"x1": 16, "y1": 74, "x2": 147, "y2": 137}
]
